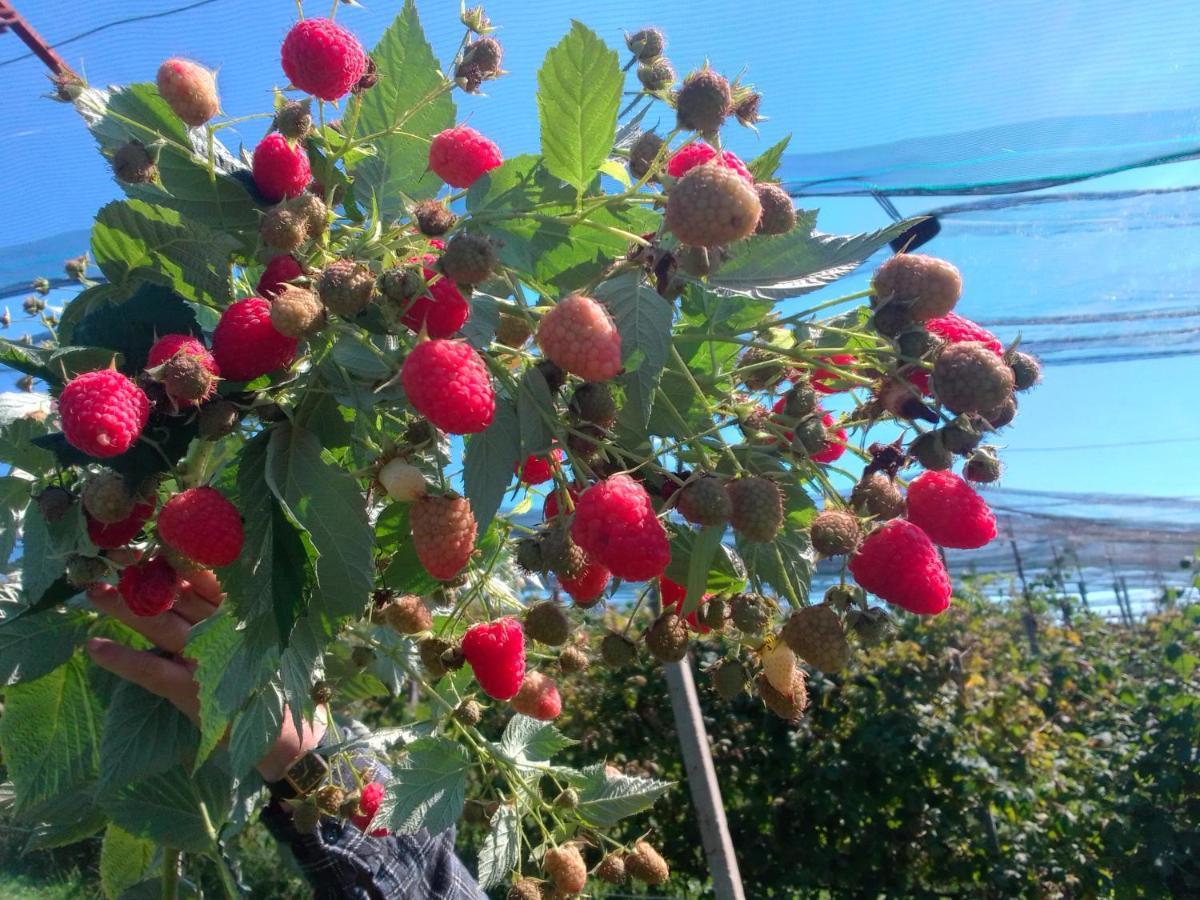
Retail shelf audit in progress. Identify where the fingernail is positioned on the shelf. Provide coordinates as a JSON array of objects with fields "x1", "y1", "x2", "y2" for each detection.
[{"x1": 86, "y1": 637, "x2": 109, "y2": 657}]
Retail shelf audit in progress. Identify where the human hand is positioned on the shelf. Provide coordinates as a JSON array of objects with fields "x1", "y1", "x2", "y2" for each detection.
[{"x1": 86, "y1": 566, "x2": 324, "y2": 782}]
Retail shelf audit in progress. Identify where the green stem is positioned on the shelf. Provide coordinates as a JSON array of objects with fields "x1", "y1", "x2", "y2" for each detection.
[
  {"x1": 160, "y1": 847, "x2": 180, "y2": 900},
  {"x1": 199, "y1": 801, "x2": 238, "y2": 899}
]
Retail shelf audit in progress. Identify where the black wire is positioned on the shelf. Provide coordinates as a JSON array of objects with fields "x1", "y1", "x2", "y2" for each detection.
[{"x1": 0, "y1": 0, "x2": 227, "y2": 69}]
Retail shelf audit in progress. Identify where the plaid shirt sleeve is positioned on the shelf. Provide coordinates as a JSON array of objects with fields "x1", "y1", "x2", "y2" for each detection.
[{"x1": 261, "y1": 800, "x2": 487, "y2": 900}]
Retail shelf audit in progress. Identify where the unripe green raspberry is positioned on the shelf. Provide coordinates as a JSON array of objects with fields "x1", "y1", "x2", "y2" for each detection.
[
  {"x1": 700, "y1": 596, "x2": 727, "y2": 630},
  {"x1": 791, "y1": 416, "x2": 829, "y2": 457},
  {"x1": 198, "y1": 400, "x2": 240, "y2": 440},
  {"x1": 595, "y1": 853, "x2": 627, "y2": 884},
  {"x1": 495, "y1": 312, "x2": 532, "y2": 348},
  {"x1": 850, "y1": 473, "x2": 905, "y2": 520},
  {"x1": 558, "y1": 645, "x2": 590, "y2": 674},
  {"x1": 600, "y1": 632, "x2": 637, "y2": 668},
  {"x1": 382, "y1": 594, "x2": 432, "y2": 634},
  {"x1": 625, "y1": 840, "x2": 670, "y2": 885},
  {"x1": 983, "y1": 394, "x2": 1018, "y2": 429},
  {"x1": 756, "y1": 670, "x2": 808, "y2": 721},
  {"x1": 754, "y1": 183, "x2": 796, "y2": 235},
  {"x1": 440, "y1": 233, "x2": 498, "y2": 285},
  {"x1": 412, "y1": 199, "x2": 455, "y2": 237},
  {"x1": 626, "y1": 27, "x2": 665, "y2": 61},
  {"x1": 780, "y1": 604, "x2": 852, "y2": 673},
  {"x1": 932, "y1": 342, "x2": 1015, "y2": 415},
  {"x1": 36, "y1": 487, "x2": 74, "y2": 524},
  {"x1": 568, "y1": 381, "x2": 617, "y2": 427},
  {"x1": 82, "y1": 470, "x2": 135, "y2": 524},
  {"x1": 628, "y1": 131, "x2": 666, "y2": 180},
  {"x1": 809, "y1": 509, "x2": 860, "y2": 557},
  {"x1": 506, "y1": 879, "x2": 543, "y2": 900},
  {"x1": 781, "y1": 381, "x2": 818, "y2": 418},
  {"x1": 964, "y1": 447, "x2": 1003, "y2": 483},
  {"x1": 314, "y1": 784, "x2": 345, "y2": 814},
  {"x1": 675, "y1": 68, "x2": 731, "y2": 134},
  {"x1": 291, "y1": 191, "x2": 328, "y2": 238},
  {"x1": 738, "y1": 346, "x2": 785, "y2": 390},
  {"x1": 846, "y1": 606, "x2": 893, "y2": 646},
  {"x1": 292, "y1": 799, "x2": 322, "y2": 834},
  {"x1": 730, "y1": 592, "x2": 772, "y2": 633},
  {"x1": 873, "y1": 254, "x2": 962, "y2": 322},
  {"x1": 270, "y1": 284, "x2": 326, "y2": 339},
  {"x1": 1007, "y1": 350, "x2": 1042, "y2": 392},
  {"x1": 897, "y1": 328, "x2": 941, "y2": 361},
  {"x1": 419, "y1": 637, "x2": 453, "y2": 678},
  {"x1": 940, "y1": 416, "x2": 983, "y2": 454},
  {"x1": 676, "y1": 475, "x2": 731, "y2": 526},
  {"x1": 65, "y1": 554, "x2": 109, "y2": 588},
  {"x1": 726, "y1": 477, "x2": 783, "y2": 542},
  {"x1": 260, "y1": 204, "x2": 308, "y2": 251},
  {"x1": 524, "y1": 600, "x2": 571, "y2": 646},
  {"x1": 646, "y1": 611, "x2": 689, "y2": 662},
  {"x1": 637, "y1": 58, "x2": 675, "y2": 92},
  {"x1": 454, "y1": 698, "x2": 484, "y2": 726},
  {"x1": 310, "y1": 681, "x2": 333, "y2": 704},
  {"x1": 666, "y1": 163, "x2": 761, "y2": 247},
  {"x1": 710, "y1": 659, "x2": 748, "y2": 700},
  {"x1": 910, "y1": 430, "x2": 953, "y2": 471},
  {"x1": 318, "y1": 260, "x2": 375, "y2": 317},
  {"x1": 274, "y1": 99, "x2": 312, "y2": 139},
  {"x1": 112, "y1": 141, "x2": 157, "y2": 184}
]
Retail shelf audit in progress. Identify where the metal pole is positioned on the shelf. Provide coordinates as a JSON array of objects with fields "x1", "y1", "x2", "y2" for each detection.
[{"x1": 662, "y1": 656, "x2": 745, "y2": 900}]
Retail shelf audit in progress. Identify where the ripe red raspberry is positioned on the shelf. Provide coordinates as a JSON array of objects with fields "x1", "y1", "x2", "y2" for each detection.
[
  {"x1": 905, "y1": 470, "x2": 996, "y2": 550},
  {"x1": 848, "y1": 519, "x2": 951, "y2": 615},
  {"x1": 558, "y1": 559, "x2": 611, "y2": 606},
  {"x1": 59, "y1": 370, "x2": 150, "y2": 458},
  {"x1": 536, "y1": 294, "x2": 622, "y2": 382},
  {"x1": 349, "y1": 781, "x2": 389, "y2": 836},
  {"x1": 257, "y1": 254, "x2": 304, "y2": 299},
  {"x1": 156, "y1": 58, "x2": 219, "y2": 127},
  {"x1": 157, "y1": 487, "x2": 245, "y2": 567},
  {"x1": 280, "y1": 18, "x2": 367, "y2": 101},
  {"x1": 211, "y1": 297, "x2": 298, "y2": 382},
  {"x1": 808, "y1": 353, "x2": 857, "y2": 394},
  {"x1": 252, "y1": 133, "x2": 311, "y2": 203},
  {"x1": 516, "y1": 448, "x2": 563, "y2": 485},
  {"x1": 410, "y1": 494, "x2": 477, "y2": 581},
  {"x1": 87, "y1": 498, "x2": 155, "y2": 549},
  {"x1": 665, "y1": 163, "x2": 762, "y2": 247},
  {"x1": 666, "y1": 143, "x2": 752, "y2": 181},
  {"x1": 543, "y1": 484, "x2": 581, "y2": 521},
  {"x1": 429, "y1": 125, "x2": 503, "y2": 188},
  {"x1": 571, "y1": 474, "x2": 670, "y2": 582},
  {"x1": 926, "y1": 312, "x2": 1003, "y2": 355},
  {"x1": 660, "y1": 577, "x2": 711, "y2": 633},
  {"x1": 400, "y1": 340, "x2": 495, "y2": 434},
  {"x1": 398, "y1": 255, "x2": 470, "y2": 338},
  {"x1": 118, "y1": 556, "x2": 180, "y2": 616},
  {"x1": 462, "y1": 617, "x2": 526, "y2": 700},
  {"x1": 510, "y1": 670, "x2": 562, "y2": 720},
  {"x1": 146, "y1": 334, "x2": 220, "y2": 407}
]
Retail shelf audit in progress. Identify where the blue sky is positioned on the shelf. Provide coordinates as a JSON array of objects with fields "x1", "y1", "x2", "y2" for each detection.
[{"x1": 1, "y1": 0, "x2": 1198, "y2": 501}]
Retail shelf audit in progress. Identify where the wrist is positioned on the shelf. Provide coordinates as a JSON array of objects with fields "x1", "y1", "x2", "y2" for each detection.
[{"x1": 257, "y1": 710, "x2": 327, "y2": 783}]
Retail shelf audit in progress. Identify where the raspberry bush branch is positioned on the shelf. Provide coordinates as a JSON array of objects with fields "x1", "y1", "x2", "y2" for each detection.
[{"x1": 0, "y1": 2, "x2": 1042, "y2": 895}]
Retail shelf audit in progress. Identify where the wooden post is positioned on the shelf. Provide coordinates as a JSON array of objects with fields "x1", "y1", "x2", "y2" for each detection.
[{"x1": 663, "y1": 655, "x2": 745, "y2": 900}]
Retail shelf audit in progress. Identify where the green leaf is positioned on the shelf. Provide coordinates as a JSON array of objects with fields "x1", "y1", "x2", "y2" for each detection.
[
  {"x1": 463, "y1": 399, "x2": 521, "y2": 535},
  {"x1": 381, "y1": 738, "x2": 471, "y2": 836},
  {"x1": 71, "y1": 281, "x2": 200, "y2": 375},
  {"x1": 377, "y1": 504, "x2": 441, "y2": 596},
  {"x1": 103, "y1": 756, "x2": 233, "y2": 854},
  {"x1": 709, "y1": 217, "x2": 925, "y2": 300},
  {"x1": 735, "y1": 480, "x2": 816, "y2": 604},
  {"x1": 75, "y1": 84, "x2": 258, "y2": 231},
  {"x1": 0, "y1": 654, "x2": 101, "y2": 819},
  {"x1": 537, "y1": 21, "x2": 622, "y2": 192},
  {"x1": 516, "y1": 365, "x2": 556, "y2": 457},
  {"x1": 569, "y1": 763, "x2": 671, "y2": 828},
  {"x1": 747, "y1": 134, "x2": 791, "y2": 181},
  {"x1": 0, "y1": 609, "x2": 92, "y2": 686},
  {"x1": 187, "y1": 610, "x2": 274, "y2": 766},
  {"x1": 476, "y1": 803, "x2": 519, "y2": 889},
  {"x1": 0, "y1": 341, "x2": 121, "y2": 391},
  {"x1": 100, "y1": 824, "x2": 155, "y2": 900},
  {"x1": 683, "y1": 525, "x2": 725, "y2": 615},
  {"x1": 25, "y1": 806, "x2": 108, "y2": 849},
  {"x1": 228, "y1": 680, "x2": 285, "y2": 778},
  {"x1": 595, "y1": 273, "x2": 674, "y2": 428},
  {"x1": 19, "y1": 502, "x2": 71, "y2": 610},
  {"x1": 499, "y1": 715, "x2": 576, "y2": 766},
  {"x1": 224, "y1": 431, "x2": 312, "y2": 642},
  {"x1": 0, "y1": 416, "x2": 54, "y2": 474},
  {"x1": 92, "y1": 200, "x2": 234, "y2": 307},
  {"x1": 665, "y1": 528, "x2": 747, "y2": 594},
  {"x1": 461, "y1": 292, "x2": 501, "y2": 351},
  {"x1": 98, "y1": 679, "x2": 198, "y2": 796},
  {"x1": 348, "y1": 0, "x2": 455, "y2": 214},
  {"x1": 266, "y1": 423, "x2": 374, "y2": 622}
]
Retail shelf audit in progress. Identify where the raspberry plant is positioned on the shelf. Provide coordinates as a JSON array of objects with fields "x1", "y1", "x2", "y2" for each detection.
[{"x1": 0, "y1": 3, "x2": 1039, "y2": 896}]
